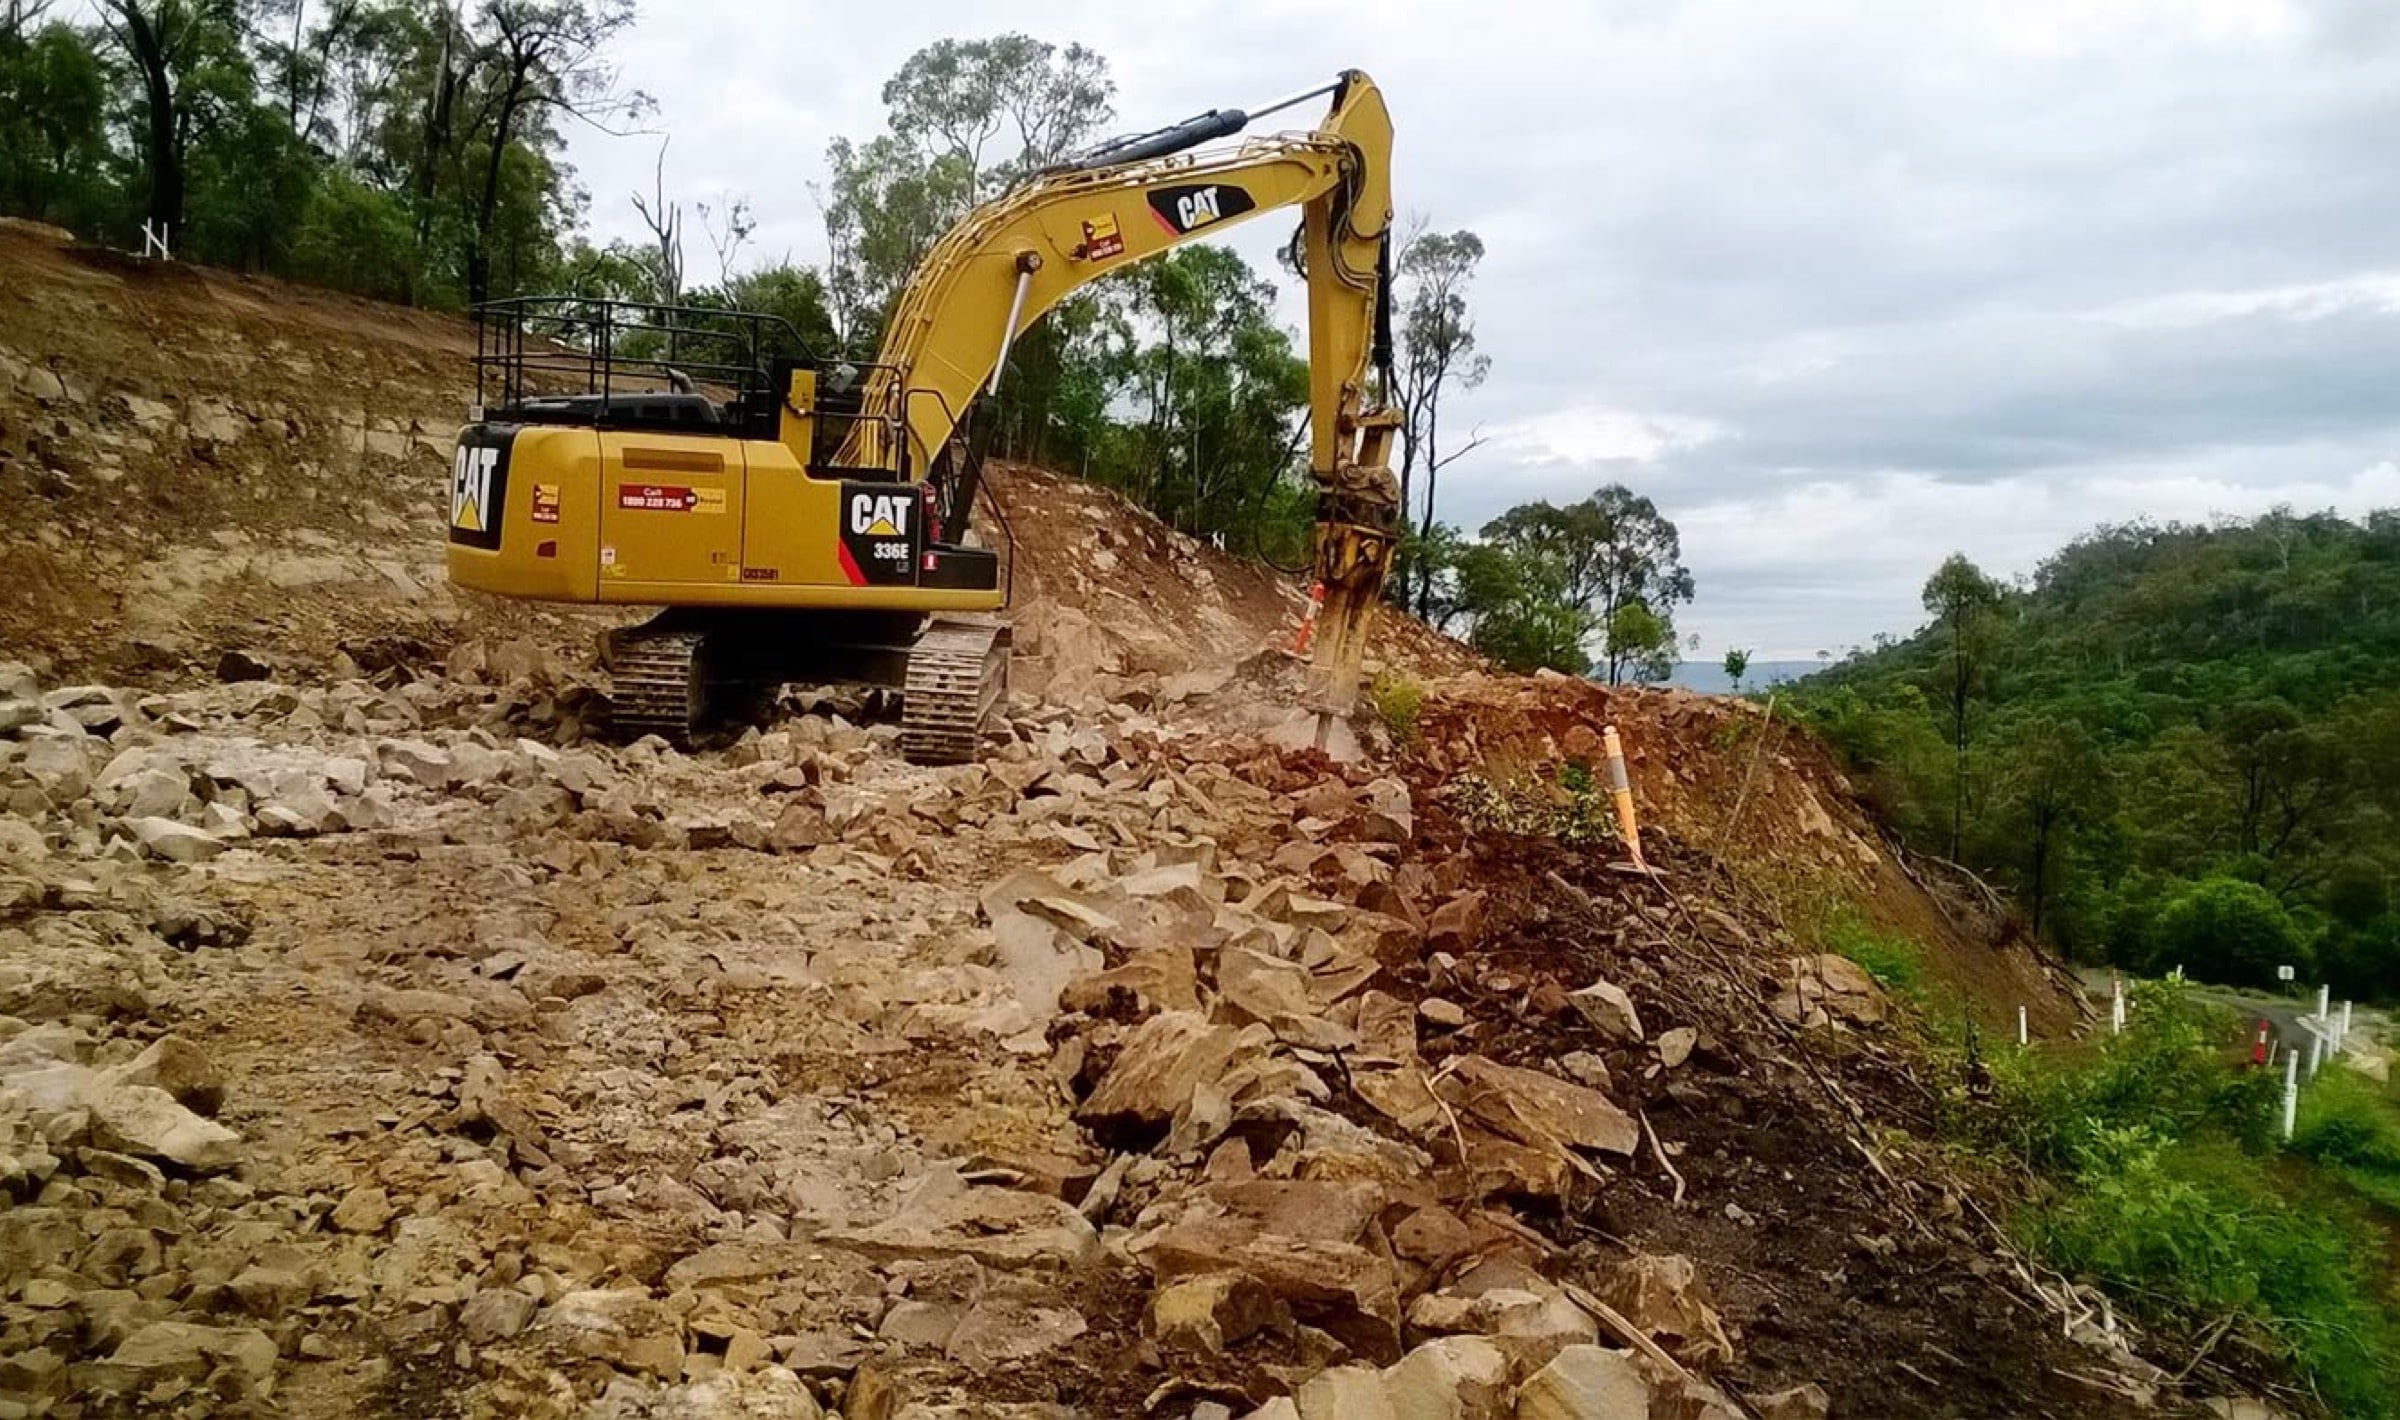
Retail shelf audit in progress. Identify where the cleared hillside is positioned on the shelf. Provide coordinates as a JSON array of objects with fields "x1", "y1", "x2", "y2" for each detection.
[{"x1": 0, "y1": 221, "x2": 2244, "y2": 1420}]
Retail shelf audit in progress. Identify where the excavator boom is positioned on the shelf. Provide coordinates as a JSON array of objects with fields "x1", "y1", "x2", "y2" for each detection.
[{"x1": 852, "y1": 73, "x2": 1404, "y2": 708}]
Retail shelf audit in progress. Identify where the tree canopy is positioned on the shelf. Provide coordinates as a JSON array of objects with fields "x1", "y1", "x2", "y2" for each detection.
[{"x1": 1791, "y1": 510, "x2": 2400, "y2": 999}]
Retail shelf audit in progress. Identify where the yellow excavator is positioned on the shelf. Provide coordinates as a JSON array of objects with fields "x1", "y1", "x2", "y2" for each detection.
[{"x1": 446, "y1": 71, "x2": 1400, "y2": 763}]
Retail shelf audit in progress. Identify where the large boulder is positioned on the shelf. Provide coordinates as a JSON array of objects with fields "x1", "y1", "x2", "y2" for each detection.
[
  {"x1": 86, "y1": 1081, "x2": 243, "y2": 1171},
  {"x1": 127, "y1": 816, "x2": 226, "y2": 863},
  {"x1": 1511, "y1": 1346, "x2": 1650, "y2": 1420}
]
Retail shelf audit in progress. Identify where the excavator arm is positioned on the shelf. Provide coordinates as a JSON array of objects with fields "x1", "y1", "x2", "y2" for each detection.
[{"x1": 849, "y1": 72, "x2": 1403, "y2": 710}]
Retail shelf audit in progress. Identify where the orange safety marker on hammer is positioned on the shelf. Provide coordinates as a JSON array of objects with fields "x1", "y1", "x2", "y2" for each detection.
[
  {"x1": 1602, "y1": 725, "x2": 1649, "y2": 871},
  {"x1": 1292, "y1": 581, "x2": 1327, "y2": 654}
]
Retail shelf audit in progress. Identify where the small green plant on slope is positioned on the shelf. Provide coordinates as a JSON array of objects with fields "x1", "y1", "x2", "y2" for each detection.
[
  {"x1": 1370, "y1": 672, "x2": 1424, "y2": 746},
  {"x1": 1820, "y1": 910, "x2": 1925, "y2": 996}
]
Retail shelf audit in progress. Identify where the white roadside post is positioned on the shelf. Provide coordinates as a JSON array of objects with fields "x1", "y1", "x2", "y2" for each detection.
[
  {"x1": 2282, "y1": 1048, "x2": 2300, "y2": 1142},
  {"x1": 2340, "y1": 1000, "x2": 2353, "y2": 1051},
  {"x1": 2318, "y1": 984, "x2": 2331, "y2": 1025},
  {"x1": 2017, "y1": 1005, "x2": 2028, "y2": 1048},
  {"x1": 2110, "y1": 976, "x2": 2125, "y2": 1036}
]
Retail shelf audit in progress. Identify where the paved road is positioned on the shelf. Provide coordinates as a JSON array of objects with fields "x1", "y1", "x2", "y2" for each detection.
[{"x1": 2074, "y1": 969, "x2": 2384, "y2": 1059}]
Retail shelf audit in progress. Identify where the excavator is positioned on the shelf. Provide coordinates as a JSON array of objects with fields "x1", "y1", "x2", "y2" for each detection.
[{"x1": 445, "y1": 71, "x2": 1401, "y2": 763}]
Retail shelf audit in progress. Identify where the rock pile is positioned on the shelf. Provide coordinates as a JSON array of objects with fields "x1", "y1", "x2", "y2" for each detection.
[{"x1": 0, "y1": 646, "x2": 1784, "y2": 1420}]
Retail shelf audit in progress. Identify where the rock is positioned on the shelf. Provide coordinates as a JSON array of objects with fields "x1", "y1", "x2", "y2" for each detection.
[
  {"x1": 1384, "y1": 1336, "x2": 1511, "y2": 1420},
  {"x1": 106, "y1": 1320, "x2": 278, "y2": 1388},
  {"x1": 1656, "y1": 1028, "x2": 1697, "y2": 1069},
  {"x1": 103, "y1": 1036, "x2": 226, "y2": 1114},
  {"x1": 44, "y1": 685, "x2": 128, "y2": 734},
  {"x1": 1150, "y1": 1181, "x2": 1404, "y2": 1362},
  {"x1": 1595, "y1": 1254, "x2": 1733, "y2": 1368},
  {"x1": 460, "y1": 1287, "x2": 538, "y2": 1343},
  {"x1": 1434, "y1": 1057, "x2": 1637, "y2": 1156},
  {"x1": 824, "y1": 1176, "x2": 1101, "y2": 1272},
  {"x1": 128, "y1": 816, "x2": 225, "y2": 863},
  {"x1": 0, "y1": 699, "x2": 38, "y2": 736},
  {"x1": 376, "y1": 738, "x2": 452, "y2": 788},
  {"x1": 658, "y1": 1370, "x2": 827, "y2": 1418},
  {"x1": 0, "y1": 815, "x2": 46, "y2": 860},
  {"x1": 1295, "y1": 1366, "x2": 1399, "y2": 1420},
  {"x1": 98, "y1": 760, "x2": 192, "y2": 820},
  {"x1": 1752, "y1": 1384, "x2": 1830, "y2": 1420},
  {"x1": 1417, "y1": 998, "x2": 1468, "y2": 1031},
  {"x1": 215, "y1": 650, "x2": 274, "y2": 683},
  {"x1": 769, "y1": 799, "x2": 830, "y2": 851},
  {"x1": 944, "y1": 1297, "x2": 1089, "y2": 1370},
  {"x1": 542, "y1": 1289, "x2": 685, "y2": 1379},
  {"x1": 18, "y1": 736, "x2": 93, "y2": 802},
  {"x1": 1511, "y1": 1346, "x2": 1650, "y2": 1420},
  {"x1": 332, "y1": 1185, "x2": 396, "y2": 1234},
  {"x1": 1358, "y1": 778, "x2": 1414, "y2": 843},
  {"x1": 774, "y1": 1331, "x2": 868, "y2": 1379},
  {"x1": 1076, "y1": 1011, "x2": 1268, "y2": 1148},
  {"x1": 256, "y1": 778, "x2": 341, "y2": 836},
  {"x1": 1770, "y1": 955, "x2": 1889, "y2": 1028},
  {"x1": 1556, "y1": 1053, "x2": 1611, "y2": 1091},
  {"x1": 1150, "y1": 1272, "x2": 1285, "y2": 1355},
  {"x1": 86, "y1": 1082, "x2": 243, "y2": 1171},
  {"x1": 1567, "y1": 982, "x2": 1642, "y2": 1044},
  {"x1": 879, "y1": 1300, "x2": 962, "y2": 1349},
  {"x1": 1426, "y1": 892, "x2": 1485, "y2": 953}
]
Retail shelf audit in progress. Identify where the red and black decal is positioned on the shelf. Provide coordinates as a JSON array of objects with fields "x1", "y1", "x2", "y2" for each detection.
[{"x1": 836, "y1": 483, "x2": 921, "y2": 587}]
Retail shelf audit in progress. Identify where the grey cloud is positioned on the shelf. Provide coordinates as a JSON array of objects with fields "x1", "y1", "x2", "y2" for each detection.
[{"x1": 563, "y1": 0, "x2": 2400, "y2": 658}]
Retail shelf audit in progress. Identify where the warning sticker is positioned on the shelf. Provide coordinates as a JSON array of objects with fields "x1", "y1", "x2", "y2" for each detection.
[
  {"x1": 1081, "y1": 213, "x2": 1124, "y2": 260},
  {"x1": 531, "y1": 482, "x2": 560, "y2": 524},
  {"x1": 616, "y1": 484, "x2": 726, "y2": 514}
]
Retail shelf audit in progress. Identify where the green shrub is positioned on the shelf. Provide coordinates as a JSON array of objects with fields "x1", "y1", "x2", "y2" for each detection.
[
  {"x1": 2293, "y1": 1067, "x2": 2400, "y2": 1175},
  {"x1": 2029, "y1": 1132, "x2": 2396, "y2": 1418},
  {"x1": 2152, "y1": 878, "x2": 2309, "y2": 989},
  {"x1": 1968, "y1": 986, "x2": 2397, "y2": 1415},
  {"x1": 1370, "y1": 673, "x2": 1424, "y2": 746},
  {"x1": 1982, "y1": 981, "x2": 2274, "y2": 1168}
]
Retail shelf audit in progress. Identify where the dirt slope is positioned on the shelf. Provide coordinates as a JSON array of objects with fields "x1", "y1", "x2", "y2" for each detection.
[{"x1": 0, "y1": 225, "x2": 2253, "y2": 1420}]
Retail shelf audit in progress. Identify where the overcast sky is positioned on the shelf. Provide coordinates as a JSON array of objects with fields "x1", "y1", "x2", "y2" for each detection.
[{"x1": 567, "y1": 0, "x2": 2400, "y2": 659}]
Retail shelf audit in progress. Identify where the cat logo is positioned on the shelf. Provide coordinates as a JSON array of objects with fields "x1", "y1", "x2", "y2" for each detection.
[
  {"x1": 1147, "y1": 182, "x2": 1257, "y2": 235},
  {"x1": 850, "y1": 493, "x2": 911, "y2": 538},
  {"x1": 1176, "y1": 187, "x2": 1223, "y2": 230},
  {"x1": 447, "y1": 435, "x2": 510, "y2": 550},
  {"x1": 838, "y1": 482, "x2": 923, "y2": 587},
  {"x1": 451, "y1": 444, "x2": 497, "y2": 533}
]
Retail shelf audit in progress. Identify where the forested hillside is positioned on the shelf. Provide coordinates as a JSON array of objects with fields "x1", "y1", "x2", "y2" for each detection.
[{"x1": 1791, "y1": 510, "x2": 2400, "y2": 996}]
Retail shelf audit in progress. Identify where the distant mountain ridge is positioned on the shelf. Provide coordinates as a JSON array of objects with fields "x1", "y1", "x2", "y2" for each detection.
[{"x1": 1669, "y1": 659, "x2": 1819, "y2": 695}]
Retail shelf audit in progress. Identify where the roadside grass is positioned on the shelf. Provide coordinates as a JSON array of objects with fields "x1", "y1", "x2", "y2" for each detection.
[
  {"x1": 2293, "y1": 1064, "x2": 2400, "y2": 1216},
  {"x1": 1954, "y1": 984, "x2": 2400, "y2": 1417}
]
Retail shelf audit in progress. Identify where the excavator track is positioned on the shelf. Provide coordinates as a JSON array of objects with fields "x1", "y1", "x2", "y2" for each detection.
[
  {"x1": 605, "y1": 626, "x2": 708, "y2": 745},
  {"x1": 901, "y1": 619, "x2": 1011, "y2": 766}
]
